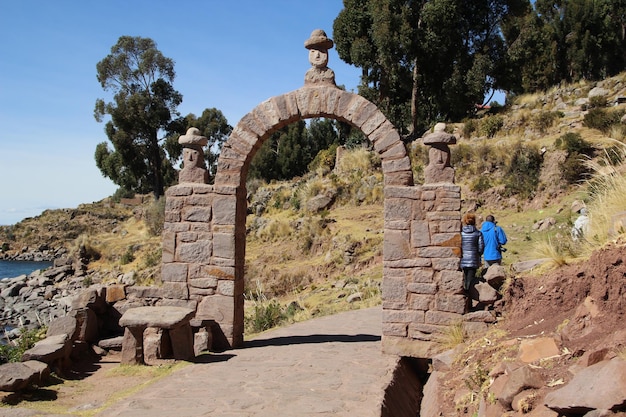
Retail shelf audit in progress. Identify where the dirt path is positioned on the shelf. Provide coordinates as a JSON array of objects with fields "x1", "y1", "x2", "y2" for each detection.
[{"x1": 2, "y1": 306, "x2": 397, "y2": 417}]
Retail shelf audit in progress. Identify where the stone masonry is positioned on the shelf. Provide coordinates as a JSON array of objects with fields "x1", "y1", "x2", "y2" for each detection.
[{"x1": 161, "y1": 29, "x2": 462, "y2": 357}]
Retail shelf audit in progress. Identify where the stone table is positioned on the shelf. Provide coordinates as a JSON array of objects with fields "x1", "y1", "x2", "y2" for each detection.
[{"x1": 119, "y1": 306, "x2": 195, "y2": 365}]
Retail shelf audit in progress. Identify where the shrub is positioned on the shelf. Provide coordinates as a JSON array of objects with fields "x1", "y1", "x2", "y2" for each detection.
[
  {"x1": 471, "y1": 176, "x2": 492, "y2": 193},
  {"x1": 308, "y1": 144, "x2": 339, "y2": 174},
  {"x1": 120, "y1": 246, "x2": 135, "y2": 265},
  {"x1": 531, "y1": 111, "x2": 563, "y2": 134},
  {"x1": 479, "y1": 115, "x2": 504, "y2": 138},
  {"x1": 462, "y1": 119, "x2": 478, "y2": 138},
  {"x1": 111, "y1": 187, "x2": 135, "y2": 203},
  {"x1": 246, "y1": 300, "x2": 285, "y2": 333},
  {"x1": 0, "y1": 327, "x2": 46, "y2": 364},
  {"x1": 555, "y1": 133, "x2": 594, "y2": 184},
  {"x1": 503, "y1": 143, "x2": 543, "y2": 199},
  {"x1": 556, "y1": 132, "x2": 594, "y2": 156},
  {"x1": 583, "y1": 108, "x2": 625, "y2": 133},
  {"x1": 143, "y1": 248, "x2": 162, "y2": 268},
  {"x1": 145, "y1": 197, "x2": 165, "y2": 236},
  {"x1": 588, "y1": 95, "x2": 608, "y2": 109}
]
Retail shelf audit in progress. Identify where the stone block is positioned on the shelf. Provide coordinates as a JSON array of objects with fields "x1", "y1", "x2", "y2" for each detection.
[
  {"x1": 194, "y1": 328, "x2": 212, "y2": 355},
  {"x1": 435, "y1": 294, "x2": 466, "y2": 314},
  {"x1": 381, "y1": 322, "x2": 408, "y2": 337},
  {"x1": 425, "y1": 310, "x2": 462, "y2": 325},
  {"x1": 410, "y1": 220, "x2": 430, "y2": 247},
  {"x1": 177, "y1": 241, "x2": 211, "y2": 264},
  {"x1": 406, "y1": 282, "x2": 437, "y2": 294},
  {"x1": 411, "y1": 268, "x2": 435, "y2": 283},
  {"x1": 384, "y1": 185, "x2": 421, "y2": 199},
  {"x1": 419, "y1": 246, "x2": 460, "y2": 258},
  {"x1": 161, "y1": 263, "x2": 188, "y2": 283},
  {"x1": 213, "y1": 232, "x2": 236, "y2": 259},
  {"x1": 217, "y1": 280, "x2": 235, "y2": 296},
  {"x1": 143, "y1": 327, "x2": 170, "y2": 364},
  {"x1": 383, "y1": 229, "x2": 412, "y2": 261},
  {"x1": 432, "y1": 257, "x2": 460, "y2": 271},
  {"x1": 382, "y1": 276, "x2": 407, "y2": 302},
  {"x1": 178, "y1": 231, "x2": 199, "y2": 242},
  {"x1": 381, "y1": 142, "x2": 407, "y2": 160},
  {"x1": 381, "y1": 156, "x2": 412, "y2": 173},
  {"x1": 182, "y1": 206, "x2": 212, "y2": 223},
  {"x1": 518, "y1": 337, "x2": 560, "y2": 363},
  {"x1": 384, "y1": 170, "x2": 413, "y2": 187},
  {"x1": 408, "y1": 294, "x2": 433, "y2": 310},
  {"x1": 166, "y1": 184, "x2": 193, "y2": 197},
  {"x1": 162, "y1": 282, "x2": 189, "y2": 300},
  {"x1": 382, "y1": 309, "x2": 424, "y2": 324},
  {"x1": 197, "y1": 295, "x2": 235, "y2": 325},
  {"x1": 211, "y1": 194, "x2": 237, "y2": 225},
  {"x1": 381, "y1": 335, "x2": 439, "y2": 358},
  {"x1": 106, "y1": 284, "x2": 126, "y2": 303},
  {"x1": 189, "y1": 277, "x2": 218, "y2": 289},
  {"x1": 370, "y1": 120, "x2": 398, "y2": 153},
  {"x1": 438, "y1": 270, "x2": 464, "y2": 294},
  {"x1": 431, "y1": 233, "x2": 460, "y2": 247},
  {"x1": 385, "y1": 198, "x2": 412, "y2": 221}
]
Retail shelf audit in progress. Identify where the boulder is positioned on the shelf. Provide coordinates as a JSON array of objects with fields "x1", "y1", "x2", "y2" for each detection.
[
  {"x1": 545, "y1": 358, "x2": 626, "y2": 414},
  {"x1": 494, "y1": 365, "x2": 544, "y2": 409},
  {"x1": 0, "y1": 361, "x2": 49, "y2": 391},
  {"x1": 483, "y1": 264, "x2": 507, "y2": 288}
]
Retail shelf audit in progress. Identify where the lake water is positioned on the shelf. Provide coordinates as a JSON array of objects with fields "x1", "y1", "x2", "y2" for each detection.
[{"x1": 0, "y1": 260, "x2": 53, "y2": 280}]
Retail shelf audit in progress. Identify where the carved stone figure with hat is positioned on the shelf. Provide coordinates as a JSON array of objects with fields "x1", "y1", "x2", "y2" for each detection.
[
  {"x1": 178, "y1": 127, "x2": 209, "y2": 184},
  {"x1": 304, "y1": 29, "x2": 336, "y2": 87}
]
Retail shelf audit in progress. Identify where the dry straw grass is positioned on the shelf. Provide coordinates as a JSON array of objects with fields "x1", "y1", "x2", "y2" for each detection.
[{"x1": 581, "y1": 140, "x2": 626, "y2": 254}]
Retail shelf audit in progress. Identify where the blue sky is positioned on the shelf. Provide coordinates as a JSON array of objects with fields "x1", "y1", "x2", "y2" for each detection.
[
  {"x1": 0, "y1": 0, "x2": 362, "y2": 225},
  {"x1": 0, "y1": 1, "x2": 504, "y2": 226}
]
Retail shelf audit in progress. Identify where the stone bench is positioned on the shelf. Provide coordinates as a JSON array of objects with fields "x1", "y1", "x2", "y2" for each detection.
[{"x1": 119, "y1": 306, "x2": 195, "y2": 365}]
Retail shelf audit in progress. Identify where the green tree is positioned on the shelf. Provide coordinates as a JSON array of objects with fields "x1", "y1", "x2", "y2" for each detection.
[
  {"x1": 94, "y1": 36, "x2": 182, "y2": 198},
  {"x1": 508, "y1": 0, "x2": 626, "y2": 94},
  {"x1": 334, "y1": 0, "x2": 524, "y2": 137}
]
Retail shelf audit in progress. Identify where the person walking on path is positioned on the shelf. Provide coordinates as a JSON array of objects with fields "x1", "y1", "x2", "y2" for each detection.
[
  {"x1": 460, "y1": 213, "x2": 484, "y2": 292},
  {"x1": 481, "y1": 214, "x2": 507, "y2": 266}
]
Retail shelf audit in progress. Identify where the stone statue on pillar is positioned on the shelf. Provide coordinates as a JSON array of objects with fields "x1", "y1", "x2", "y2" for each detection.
[
  {"x1": 304, "y1": 29, "x2": 336, "y2": 87},
  {"x1": 178, "y1": 127, "x2": 209, "y2": 184},
  {"x1": 423, "y1": 123, "x2": 456, "y2": 184}
]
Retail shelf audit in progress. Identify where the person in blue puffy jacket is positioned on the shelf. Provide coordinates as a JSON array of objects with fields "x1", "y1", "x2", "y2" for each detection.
[
  {"x1": 460, "y1": 213, "x2": 484, "y2": 292},
  {"x1": 481, "y1": 214, "x2": 507, "y2": 266}
]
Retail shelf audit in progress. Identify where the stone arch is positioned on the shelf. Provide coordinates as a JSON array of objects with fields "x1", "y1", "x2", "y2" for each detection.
[
  {"x1": 163, "y1": 85, "x2": 462, "y2": 357},
  {"x1": 214, "y1": 86, "x2": 414, "y2": 188}
]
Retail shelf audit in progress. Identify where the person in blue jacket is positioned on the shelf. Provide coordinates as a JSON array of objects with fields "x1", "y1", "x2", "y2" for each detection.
[{"x1": 481, "y1": 214, "x2": 507, "y2": 266}]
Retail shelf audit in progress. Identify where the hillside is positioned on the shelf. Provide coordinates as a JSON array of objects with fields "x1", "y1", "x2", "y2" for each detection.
[{"x1": 1, "y1": 73, "x2": 626, "y2": 414}]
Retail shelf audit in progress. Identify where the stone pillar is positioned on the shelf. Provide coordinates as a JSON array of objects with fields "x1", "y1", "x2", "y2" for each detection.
[
  {"x1": 381, "y1": 124, "x2": 461, "y2": 358},
  {"x1": 162, "y1": 128, "x2": 243, "y2": 350}
]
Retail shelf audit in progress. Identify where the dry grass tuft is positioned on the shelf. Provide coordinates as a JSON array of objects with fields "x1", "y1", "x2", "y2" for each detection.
[{"x1": 435, "y1": 321, "x2": 466, "y2": 349}]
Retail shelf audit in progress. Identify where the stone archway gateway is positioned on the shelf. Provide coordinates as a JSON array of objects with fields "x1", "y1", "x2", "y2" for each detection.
[{"x1": 162, "y1": 29, "x2": 462, "y2": 358}]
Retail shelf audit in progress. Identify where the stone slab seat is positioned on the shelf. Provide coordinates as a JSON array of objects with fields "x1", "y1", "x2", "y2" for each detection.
[
  {"x1": 119, "y1": 306, "x2": 195, "y2": 365},
  {"x1": 21, "y1": 333, "x2": 72, "y2": 375}
]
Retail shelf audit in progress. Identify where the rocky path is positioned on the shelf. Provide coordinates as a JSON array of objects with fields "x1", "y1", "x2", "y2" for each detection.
[{"x1": 95, "y1": 306, "x2": 398, "y2": 417}]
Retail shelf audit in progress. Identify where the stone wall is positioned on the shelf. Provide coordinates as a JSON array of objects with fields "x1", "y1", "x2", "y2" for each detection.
[
  {"x1": 381, "y1": 184, "x2": 462, "y2": 358},
  {"x1": 162, "y1": 183, "x2": 245, "y2": 349}
]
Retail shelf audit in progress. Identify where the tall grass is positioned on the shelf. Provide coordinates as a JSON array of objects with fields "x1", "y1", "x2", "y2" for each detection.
[{"x1": 582, "y1": 141, "x2": 626, "y2": 253}]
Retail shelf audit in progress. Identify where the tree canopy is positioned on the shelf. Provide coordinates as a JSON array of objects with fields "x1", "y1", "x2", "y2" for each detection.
[
  {"x1": 333, "y1": 0, "x2": 626, "y2": 136},
  {"x1": 333, "y1": 0, "x2": 525, "y2": 137},
  {"x1": 94, "y1": 36, "x2": 182, "y2": 198}
]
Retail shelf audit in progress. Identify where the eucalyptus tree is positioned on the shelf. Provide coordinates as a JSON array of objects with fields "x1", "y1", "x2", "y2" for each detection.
[
  {"x1": 333, "y1": 0, "x2": 527, "y2": 137},
  {"x1": 94, "y1": 36, "x2": 182, "y2": 198}
]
